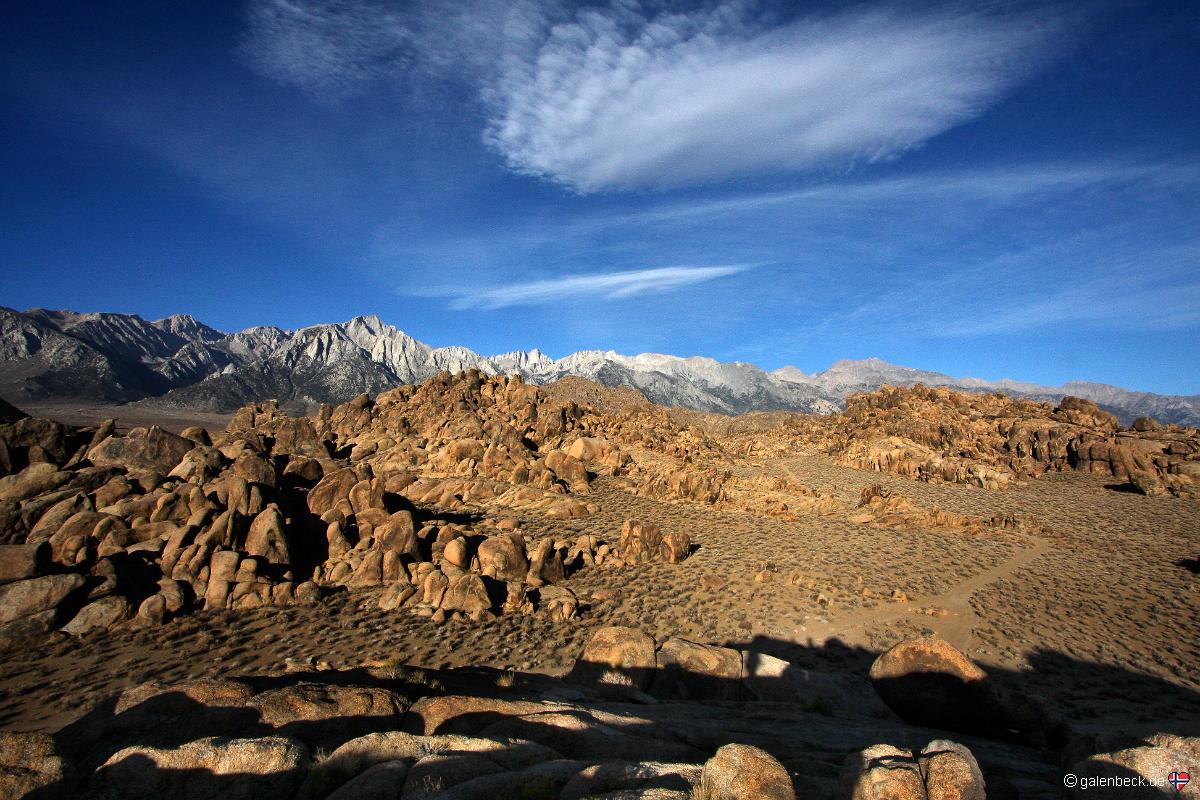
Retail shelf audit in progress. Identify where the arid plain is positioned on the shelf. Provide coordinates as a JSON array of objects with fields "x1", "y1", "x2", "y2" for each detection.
[{"x1": 1, "y1": 373, "x2": 1197, "y2": 798}]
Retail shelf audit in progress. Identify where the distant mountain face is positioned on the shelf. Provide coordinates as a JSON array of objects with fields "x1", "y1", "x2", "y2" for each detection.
[{"x1": 1, "y1": 307, "x2": 1197, "y2": 426}]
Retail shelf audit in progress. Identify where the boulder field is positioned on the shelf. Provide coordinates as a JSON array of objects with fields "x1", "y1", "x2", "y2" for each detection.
[{"x1": 1, "y1": 628, "x2": 1195, "y2": 799}]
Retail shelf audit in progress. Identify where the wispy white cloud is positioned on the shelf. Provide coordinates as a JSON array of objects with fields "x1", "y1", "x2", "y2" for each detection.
[
  {"x1": 483, "y1": 3, "x2": 1065, "y2": 191},
  {"x1": 824, "y1": 239, "x2": 1200, "y2": 338},
  {"x1": 438, "y1": 264, "x2": 750, "y2": 309},
  {"x1": 239, "y1": 1, "x2": 1068, "y2": 190},
  {"x1": 240, "y1": 0, "x2": 414, "y2": 100}
]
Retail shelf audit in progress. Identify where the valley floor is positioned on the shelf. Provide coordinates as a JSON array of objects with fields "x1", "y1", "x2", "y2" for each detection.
[{"x1": 3, "y1": 443, "x2": 1197, "y2": 745}]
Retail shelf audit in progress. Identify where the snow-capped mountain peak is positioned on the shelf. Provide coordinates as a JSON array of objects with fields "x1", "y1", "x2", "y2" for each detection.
[{"x1": 1, "y1": 307, "x2": 1196, "y2": 425}]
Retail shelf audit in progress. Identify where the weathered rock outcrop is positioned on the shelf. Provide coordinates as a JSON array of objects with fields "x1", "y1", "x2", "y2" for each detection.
[{"x1": 744, "y1": 385, "x2": 1200, "y2": 497}]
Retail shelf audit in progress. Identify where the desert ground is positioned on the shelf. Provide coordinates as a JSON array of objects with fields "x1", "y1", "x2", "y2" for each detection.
[{"x1": 0, "y1": 375, "x2": 1197, "y2": 798}]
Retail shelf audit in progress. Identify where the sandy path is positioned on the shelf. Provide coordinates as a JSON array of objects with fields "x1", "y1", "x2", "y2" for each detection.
[{"x1": 798, "y1": 530, "x2": 1050, "y2": 652}]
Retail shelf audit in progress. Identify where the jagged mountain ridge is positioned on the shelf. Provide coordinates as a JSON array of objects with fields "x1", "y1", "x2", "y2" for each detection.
[{"x1": 1, "y1": 306, "x2": 1197, "y2": 425}]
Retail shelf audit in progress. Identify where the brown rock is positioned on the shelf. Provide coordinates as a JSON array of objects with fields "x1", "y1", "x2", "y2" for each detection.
[
  {"x1": 135, "y1": 593, "x2": 167, "y2": 626},
  {"x1": 441, "y1": 573, "x2": 492, "y2": 616},
  {"x1": 477, "y1": 532, "x2": 528, "y2": 581},
  {"x1": 248, "y1": 684, "x2": 409, "y2": 748},
  {"x1": 565, "y1": 436, "x2": 612, "y2": 462},
  {"x1": 93, "y1": 736, "x2": 308, "y2": 800},
  {"x1": 295, "y1": 581, "x2": 322, "y2": 603},
  {"x1": 232, "y1": 449, "x2": 277, "y2": 487},
  {"x1": 86, "y1": 426, "x2": 195, "y2": 474},
  {"x1": 378, "y1": 583, "x2": 416, "y2": 611},
  {"x1": 346, "y1": 551, "x2": 384, "y2": 588},
  {"x1": 741, "y1": 652, "x2": 894, "y2": 718},
  {"x1": 111, "y1": 678, "x2": 256, "y2": 716},
  {"x1": 697, "y1": 743, "x2": 795, "y2": 800},
  {"x1": 442, "y1": 537, "x2": 469, "y2": 570},
  {"x1": 47, "y1": 510, "x2": 108, "y2": 564},
  {"x1": 618, "y1": 520, "x2": 690, "y2": 564},
  {"x1": 0, "y1": 730, "x2": 73, "y2": 800},
  {"x1": 245, "y1": 504, "x2": 291, "y2": 565},
  {"x1": 525, "y1": 537, "x2": 565, "y2": 586},
  {"x1": 307, "y1": 468, "x2": 359, "y2": 517},
  {"x1": 375, "y1": 511, "x2": 419, "y2": 560},
  {"x1": 544, "y1": 449, "x2": 590, "y2": 490},
  {"x1": 0, "y1": 573, "x2": 84, "y2": 626},
  {"x1": 869, "y1": 637, "x2": 1005, "y2": 735},
  {"x1": 208, "y1": 550, "x2": 241, "y2": 583},
  {"x1": 843, "y1": 744, "x2": 925, "y2": 800},
  {"x1": 568, "y1": 625, "x2": 657, "y2": 692},
  {"x1": 403, "y1": 753, "x2": 504, "y2": 799},
  {"x1": 282, "y1": 455, "x2": 324, "y2": 484},
  {"x1": 60, "y1": 595, "x2": 129, "y2": 635},
  {"x1": 28, "y1": 493, "x2": 92, "y2": 543},
  {"x1": 322, "y1": 759, "x2": 410, "y2": 800},
  {"x1": 919, "y1": 740, "x2": 985, "y2": 800},
  {"x1": 0, "y1": 542, "x2": 49, "y2": 585},
  {"x1": 348, "y1": 479, "x2": 384, "y2": 514},
  {"x1": 1071, "y1": 744, "x2": 1200, "y2": 799},
  {"x1": 538, "y1": 584, "x2": 579, "y2": 620},
  {"x1": 653, "y1": 637, "x2": 742, "y2": 700},
  {"x1": 0, "y1": 463, "x2": 71, "y2": 503}
]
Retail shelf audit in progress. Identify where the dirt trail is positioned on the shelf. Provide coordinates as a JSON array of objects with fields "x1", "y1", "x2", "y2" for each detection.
[{"x1": 798, "y1": 530, "x2": 1051, "y2": 652}]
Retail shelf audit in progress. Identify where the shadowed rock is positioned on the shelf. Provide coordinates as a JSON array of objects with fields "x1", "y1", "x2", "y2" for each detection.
[{"x1": 697, "y1": 743, "x2": 796, "y2": 800}]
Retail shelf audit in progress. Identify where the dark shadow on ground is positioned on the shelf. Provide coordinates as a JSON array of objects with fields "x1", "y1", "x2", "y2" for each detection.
[{"x1": 16, "y1": 632, "x2": 1197, "y2": 799}]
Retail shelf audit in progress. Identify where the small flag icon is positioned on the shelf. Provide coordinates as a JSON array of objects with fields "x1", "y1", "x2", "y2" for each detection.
[{"x1": 1168, "y1": 771, "x2": 1190, "y2": 791}]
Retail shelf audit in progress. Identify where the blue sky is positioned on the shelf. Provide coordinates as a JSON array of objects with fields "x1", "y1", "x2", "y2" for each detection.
[{"x1": 1, "y1": 1, "x2": 1198, "y2": 394}]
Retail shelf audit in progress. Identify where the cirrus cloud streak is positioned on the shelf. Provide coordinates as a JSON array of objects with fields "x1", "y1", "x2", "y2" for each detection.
[{"x1": 440, "y1": 264, "x2": 751, "y2": 309}]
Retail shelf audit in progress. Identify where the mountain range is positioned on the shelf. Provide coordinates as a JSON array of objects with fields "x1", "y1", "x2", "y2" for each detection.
[{"x1": 2, "y1": 307, "x2": 1197, "y2": 426}]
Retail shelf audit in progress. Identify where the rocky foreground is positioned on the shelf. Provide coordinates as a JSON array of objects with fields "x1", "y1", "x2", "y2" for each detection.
[
  {"x1": 1, "y1": 625, "x2": 1198, "y2": 799},
  {"x1": 1, "y1": 373, "x2": 1198, "y2": 798}
]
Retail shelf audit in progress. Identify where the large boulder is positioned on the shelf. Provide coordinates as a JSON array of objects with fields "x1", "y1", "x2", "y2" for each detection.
[
  {"x1": 441, "y1": 573, "x2": 492, "y2": 617},
  {"x1": 919, "y1": 740, "x2": 986, "y2": 800},
  {"x1": 842, "y1": 744, "x2": 925, "y2": 800},
  {"x1": 60, "y1": 595, "x2": 130, "y2": 635},
  {"x1": 741, "y1": 651, "x2": 894, "y2": 719},
  {"x1": 401, "y1": 752, "x2": 504, "y2": 798},
  {"x1": 1071, "y1": 744, "x2": 1200, "y2": 799},
  {"x1": 0, "y1": 542, "x2": 49, "y2": 585},
  {"x1": 86, "y1": 426, "x2": 195, "y2": 474},
  {"x1": 247, "y1": 684, "x2": 409, "y2": 749},
  {"x1": 652, "y1": 638, "x2": 742, "y2": 700},
  {"x1": 375, "y1": 511, "x2": 419, "y2": 560},
  {"x1": 869, "y1": 637, "x2": 1010, "y2": 735},
  {"x1": 0, "y1": 573, "x2": 85, "y2": 627},
  {"x1": 560, "y1": 760, "x2": 701, "y2": 799},
  {"x1": 544, "y1": 449, "x2": 590, "y2": 491},
  {"x1": 1055, "y1": 396, "x2": 1119, "y2": 431},
  {"x1": 476, "y1": 532, "x2": 528, "y2": 581},
  {"x1": 617, "y1": 520, "x2": 690, "y2": 564},
  {"x1": 245, "y1": 505, "x2": 290, "y2": 566},
  {"x1": 307, "y1": 469, "x2": 359, "y2": 517},
  {"x1": 0, "y1": 730, "x2": 74, "y2": 800},
  {"x1": 568, "y1": 626, "x2": 658, "y2": 693},
  {"x1": 0, "y1": 463, "x2": 71, "y2": 503},
  {"x1": 696, "y1": 743, "x2": 795, "y2": 800},
  {"x1": 91, "y1": 736, "x2": 308, "y2": 800}
]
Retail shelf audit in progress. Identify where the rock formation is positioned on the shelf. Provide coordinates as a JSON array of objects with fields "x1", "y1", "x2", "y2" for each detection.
[
  {"x1": 739, "y1": 385, "x2": 1200, "y2": 497},
  {"x1": 0, "y1": 630, "x2": 1111, "y2": 799},
  {"x1": 0, "y1": 371, "x2": 706, "y2": 644}
]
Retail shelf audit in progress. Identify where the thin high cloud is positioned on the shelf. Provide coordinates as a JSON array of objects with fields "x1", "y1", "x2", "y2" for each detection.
[
  {"x1": 485, "y1": 3, "x2": 1064, "y2": 191},
  {"x1": 240, "y1": 1, "x2": 1068, "y2": 191},
  {"x1": 443, "y1": 265, "x2": 749, "y2": 309},
  {"x1": 240, "y1": 0, "x2": 414, "y2": 100}
]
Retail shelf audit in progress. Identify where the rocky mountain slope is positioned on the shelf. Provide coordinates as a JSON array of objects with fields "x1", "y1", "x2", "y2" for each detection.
[{"x1": 2, "y1": 307, "x2": 1197, "y2": 425}]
